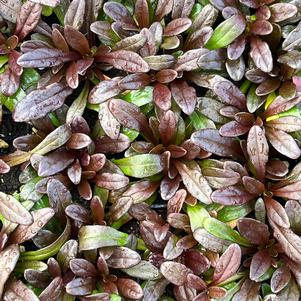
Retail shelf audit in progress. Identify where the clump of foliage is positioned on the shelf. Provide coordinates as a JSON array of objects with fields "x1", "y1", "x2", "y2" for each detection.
[{"x1": 0, "y1": 0, "x2": 301, "y2": 300}]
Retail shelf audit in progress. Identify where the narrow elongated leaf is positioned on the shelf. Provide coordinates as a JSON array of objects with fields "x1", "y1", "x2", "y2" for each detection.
[
  {"x1": 283, "y1": 21, "x2": 301, "y2": 51},
  {"x1": 135, "y1": 0, "x2": 149, "y2": 28},
  {"x1": 14, "y1": 2, "x2": 42, "y2": 41},
  {"x1": 96, "y1": 50, "x2": 149, "y2": 73},
  {"x1": 0, "y1": 245, "x2": 20, "y2": 298},
  {"x1": 205, "y1": 14, "x2": 245, "y2": 50},
  {"x1": 272, "y1": 180, "x2": 301, "y2": 201},
  {"x1": 0, "y1": 192, "x2": 32, "y2": 225},
  {"x1": 17, "y1": 47, "x2": 80, "y2": 68},
  {"x1": 164, "y1": 18, "x2": 192, "y2": 36},
  {"x1": 265, "y1": 197, "x2": 290, "y2": 228},
  {"x1": 247, "y1": 125, "x2": 269, "y2": 182},
  {"x1": 78, "y1": 225, "x2": 128, "y2": 251},
  {"x1": 211, "y1": 185, "x2": 255, "y2": 205},
  {"x1": 174, "y1": 161, "x2": 212, "y2": 204},
  {"x1": 113, "y1": 154, "x2": 164, "y2": 178},
  {"x1": 266, "y1": 116, "x2": 301, "y2": 132},
  {"x1": 213, "y1": 244, "x2": 241, "y2": 284},
  {"x1": 13, "y1": 83, "x2": 72, "y2": 122},
  {"x1": 203, "y1": 217, "x2": 251, "y2": 247},
  {"x1": 191, "y1": 129, "x2": 242, "y2": 158},
  {"x1": 64, "y1": 0, "x2": 85, "y2": 30}
]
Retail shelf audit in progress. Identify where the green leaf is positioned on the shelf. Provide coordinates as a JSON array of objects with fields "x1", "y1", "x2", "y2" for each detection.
[
  {"x1": 0, "y1": 55, "x2": 8, "y2": 68},
  {"x1": 190, "y1": 3, "x2": 203, "y2": 21},
  {"x1": 20, "y1": 68, "x2": 40, "y2": 91},
  {"x1": 122, "y1": 127, "x2": 140, "y2": 141},
  {"x1": 14, "y1": 261, "x2": 48, "y2": 274},
  {"x1": 53, "y1": 0, "x2": 69, "y2": 25},
  {"x1": 20, "y1": 219, "x2": 71, "y2": 261},
  {"x1": 205, "y1": 14, "x2": 245, "y2": 50},
  {"x1": 187, "y1": 204, "x2": 210, "y2": 231},
  {"x1": 78, "y1": 225, "x2": 129, "y2": 251},
  {"x1": 123, "y1": 86, "x2": 153, "y2": 107},
  {"x1": 203, "y1": 217, "x2": 251, "y2": 247},
  {"x1": 190, "y1": 111, "x2": 216, "y2": 130},
  {"x1": 217, "y1": 202, "x2": 254, "y2": 222},
  {"x1": 1, "y1": 88, "x2": 26, "y2": 112},
  {"x1": 42, "y1": 5, "x2": 53, "y2": 16},
  {"x1": 113, "y1": 154, "x2": 164, "y2": 178}
]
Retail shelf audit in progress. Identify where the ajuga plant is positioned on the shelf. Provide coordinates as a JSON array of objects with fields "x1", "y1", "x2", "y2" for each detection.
[{"x1": 1, "y1": 0, "x2": 301, "y2": 301}]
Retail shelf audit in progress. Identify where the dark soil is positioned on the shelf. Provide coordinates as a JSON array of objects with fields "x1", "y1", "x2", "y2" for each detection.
[{"x1": 0, "y1": 111, "x2": 31, "y2": 193}]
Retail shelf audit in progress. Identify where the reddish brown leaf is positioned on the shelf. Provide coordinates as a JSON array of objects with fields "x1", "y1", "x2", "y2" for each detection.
[
  {"x1": 191, "y1": 129, "x2": 243, "y2": 158},
  {"x1": 14, "y1": 2, "x2": 42, "y2": 41},
  {"x1": 153, "y1": 83, "x2": 171, "y2": 111},
  {"x1": 272, "y1": 180, "x2": 301, "y2": 201},
  {"x1": 213, "y1": 80, "x2": 246, "y2": 110},
  {"x1": 211, "y1": 185, "x2": 256, "y2": 205},
  {"x1": 265, "y1": 197, "x2": 290, "y2": 228},
  {"x1": 94, "y1": 173, "x2": 129, "y2": 190},
  {"x1": 250, "y1": 37, "x2": 273, "y2": 73},
  {"x1": 271, "y1": 266, "x2": 291, "y2": 293},
  {"x1": 164, "y1": 18, "x2": 192, "y2": 36},
  {"x1": 213, "y1": 244, "x2": 241, "y2": 284},
  {"x1": 13, "y1": 83, "x2": 72, "y2": 122},
  {"x1": 250, "y1": 250, "x2": 272, "y2": 281},
  {"x1": 237, "y1": 218, "x2": 270, "y2": 245},
  {"x1": 135, "y1": 0, "x2": 149, "y2": 28},
  {"x1": 64, "y1": 0, "x2": 85, "y2": 30},
  {"x1": 117, "y1": 278, "x2": 143, "y2": 300},
  {"x1": 171, "y1": 80, "x2": 197, "y2": 115},
  {"x1": 160, "y1": 261, "x2": 191, "y2": 286},
  {"x1": 96, "y1": 50, "x2": 149, "y2": 73}
]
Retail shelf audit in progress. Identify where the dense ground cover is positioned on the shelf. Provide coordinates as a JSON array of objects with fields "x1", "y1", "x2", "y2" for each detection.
[{"x1": 0, "y1": 0, "x2": 301, "y2": 300}]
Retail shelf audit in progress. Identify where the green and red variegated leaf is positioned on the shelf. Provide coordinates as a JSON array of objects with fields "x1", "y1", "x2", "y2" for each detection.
[
  {"x1": 175, "y1": 49, "x2": 208, "y2": 72},
  {"x1": 263, "y1": 95, "x2": 301, "y2": 118},
  {"x1": 191, "y1": 129, "x2": 243, "y2": 159},
  {"x1": 153, "y1": 83, "x2": 172, "y2": 111},
  {"x1": 202, "y1": 167, "x2": 241, "y2": 189},
  {"x1": 89, "y1": 77, "x2": 123, "y2": 104},
  {"x1": 232, "y1": 279, "x2": 260, "y2": 301},
  {"x1": 266, "y1": 116, "x2": 301, "y2": 132},
  {"x1": 211, "y1": 185, "x2": 256, "y2": 205},
  {"x1": 237, "y1": 218, "x2": 270, "y2": 245},
  {"x1": 64, "y1": 25, "x2": 90, "y2": 55},
  {"x1": 265, "y1": 127, "x2": 301, "y2": 159},
  {"x1": 108, "y1": 98, "x2": 155, "y2": 143},
  {"x1": 283, "y1": 21, "x2": 301, "y2": 51},
  {"x1": 250, "y1": 37, "x2": 273, "y2": 73},
  {"x1": 205, "y1": 14, "x2": 246, "y2": 50},
  {"x1": 250, "y1": 249, "x2": 272, "y2": 281}
]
